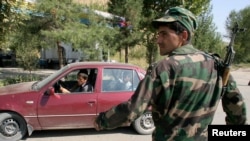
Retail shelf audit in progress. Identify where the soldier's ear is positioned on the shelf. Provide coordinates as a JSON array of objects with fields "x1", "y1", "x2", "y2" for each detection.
[{"x1": 180, "y1": 30, "x2": 188, "y2": 42}]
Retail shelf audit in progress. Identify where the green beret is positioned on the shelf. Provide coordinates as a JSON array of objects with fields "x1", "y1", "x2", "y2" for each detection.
[{"x1": 152, "y1": 6, "x2": 198, "y2": 33}]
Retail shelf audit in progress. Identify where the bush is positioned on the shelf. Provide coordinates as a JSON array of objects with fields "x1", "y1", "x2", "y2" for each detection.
[{"x1": 2, "y1": 75, "x2": 42, "y2": 86}]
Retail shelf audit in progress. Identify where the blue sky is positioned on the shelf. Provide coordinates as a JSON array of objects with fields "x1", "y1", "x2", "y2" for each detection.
[{"x1": 211, "y1": 0, "x2": 250, "y2": 39}]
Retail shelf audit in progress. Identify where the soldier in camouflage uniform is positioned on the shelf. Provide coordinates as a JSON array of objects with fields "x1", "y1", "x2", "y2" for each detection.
[{"x1": 94, "y1": 6, "x2": 247, "y2": 141}]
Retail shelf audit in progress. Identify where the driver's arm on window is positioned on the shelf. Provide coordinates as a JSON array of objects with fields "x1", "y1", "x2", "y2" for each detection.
[{"x1": 60, "y1": 86, "x2": 70, "y2": 94}]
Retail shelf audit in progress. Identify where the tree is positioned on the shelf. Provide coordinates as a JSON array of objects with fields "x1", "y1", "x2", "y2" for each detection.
[
  {"x1": 193, "y1": 5, "x2": 223, "y2": 55},
  {"x1": 107, "y1": 0, "x2": 213, "y2": 65},
  {"x1": 0, "y1": 0, "x2": 31, "y2": 50},
  {"x1": 2, "y1": 0, "x2": 120, "y2": 70},
  {"x1": 107, "y1": 0, "x2": 143, "y2": 63},
  {"x1": 33, "y1": 0, "x2": 86, "y2": 68},
  {"x1": 7, "y1": 14, "x2": 43, "y2": 72},
  {"x1": 1, "y1": 0, "x2": 15, "y2": 45},
  {"x1": 139, "y1": 0, "x2": 211, "y2": 65},
  {"x1": 15, "y1": 36, "x2": 40, "y2": 73},
  {"x1": 225, "y1": 6, "x2": 250, "y2": 63},
  {"x1": 33, "y1": 0, "x2": 118, "y2": 68}
]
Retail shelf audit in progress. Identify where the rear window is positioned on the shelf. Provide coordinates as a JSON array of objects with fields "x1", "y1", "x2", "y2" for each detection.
[{"x1": 102, "y1": 68, "x2": 140, "y2": 92}]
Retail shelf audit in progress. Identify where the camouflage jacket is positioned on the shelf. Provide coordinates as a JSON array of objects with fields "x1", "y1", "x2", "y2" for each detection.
[{"x1": 95, "y1": 44, "x2": 247, "y2": 141}]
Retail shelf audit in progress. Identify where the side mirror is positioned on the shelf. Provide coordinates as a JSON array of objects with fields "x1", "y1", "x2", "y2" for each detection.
[
  {"x1": 48, "y1": 87, "x2": 55, "y2": 95},
  {"x1": 47, "y1": 87, "x2": 61, "y2": 99}
]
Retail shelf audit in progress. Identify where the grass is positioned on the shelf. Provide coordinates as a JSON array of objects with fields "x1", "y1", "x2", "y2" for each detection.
[
  {"x1": 234, "y1": 63, "x2": 250, "y2": 68},
  {"x1": 0, "y1": 80, "x2": 3, "y2": 87},
  {"x1": 111, "y1": 49, "x2": 250, "y2": 71}
]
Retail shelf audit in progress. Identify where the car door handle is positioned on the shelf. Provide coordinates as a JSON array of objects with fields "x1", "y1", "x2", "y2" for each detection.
[{"x1": 88, "y1": 100, "x2": 96, "y2": 107}]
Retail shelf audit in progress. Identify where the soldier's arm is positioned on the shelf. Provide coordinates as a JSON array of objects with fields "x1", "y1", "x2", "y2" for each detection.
[{"x1": 221, "y1": 74, "x2": 247, "y2": 124}]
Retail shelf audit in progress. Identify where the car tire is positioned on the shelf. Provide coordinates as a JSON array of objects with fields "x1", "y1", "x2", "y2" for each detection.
[
  {"x1": 132, "y1": 112, "x2": 155, "y2": 135},
  {"x1": 0, "y1": 112, "x2": 27, "y2": 141}
]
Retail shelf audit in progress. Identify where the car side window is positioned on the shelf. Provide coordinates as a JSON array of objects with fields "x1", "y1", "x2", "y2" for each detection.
[
  {"x1": 53, "y1": 68, "x2": 97, "y2": 94},
  {"x1": 132, "y1": 70, "x2": 140, "y2": 90},
  {"x1": 102, "y1": 68, "x2": 140, "y2": 92}
]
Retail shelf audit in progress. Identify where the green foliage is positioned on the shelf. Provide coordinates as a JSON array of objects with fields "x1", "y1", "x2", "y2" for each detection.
[
  {"x1": 193, "y1": 5, "x2": 223, "y2": 55},
  {"x1": 2, "y1": 74, "x2": 41, "y2": 86},
  {"x1": 35, "y1": 0, "x2": 120, "y2": 64},
  {"x1": 0, "y1": 0, "x2": 31, "y2": 50},
  {"x1": 2, "y1": 0, "x2": 249, "y2": 69},
  {"x1": 128, "y1": 0, "x2": 211, "y2": 64},
  {"x1": 35, "y1": 0, "x2": 89, "y2": 46},
  {"x1": 139, "y1": 0, "x2": 211, "y2": 64},
  {"x1": 2, "y1": 0, "x2": 123, "y2": 69},
  {"x1": 225, "y1": 6, "x2": 250, "y2": 63},
  {"x1": 107, "y1": 0, "x2": 144, "y2": 63},
  {"x1": 15, "y1": 42, "x2": 40, "y2": 72},
  {"x1": 7, "y1": 15, "x2": 41, "y2": 72}
]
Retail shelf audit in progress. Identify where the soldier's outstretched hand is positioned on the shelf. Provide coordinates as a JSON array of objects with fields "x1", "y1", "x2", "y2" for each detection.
[{"x1": 93, "y1": 117, "x2": 101, "y2": 131}]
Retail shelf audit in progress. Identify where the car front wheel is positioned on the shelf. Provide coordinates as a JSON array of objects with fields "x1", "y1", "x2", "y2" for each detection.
[
  {"x1": 0, "y1": 112, "x2": 27, "y2": 141},
  {"x1": 132, "y1": 112, "x2": 155, "y2": 135}
]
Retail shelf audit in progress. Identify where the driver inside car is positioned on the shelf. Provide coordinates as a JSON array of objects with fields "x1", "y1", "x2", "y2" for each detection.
[{"x1": 60, "y1": 72, "x2": 93, "y2": 93}]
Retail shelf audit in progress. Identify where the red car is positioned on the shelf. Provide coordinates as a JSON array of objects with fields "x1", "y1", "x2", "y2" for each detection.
[{"x1": 0, "y1": 62, "x2": 155, "y2": 141}]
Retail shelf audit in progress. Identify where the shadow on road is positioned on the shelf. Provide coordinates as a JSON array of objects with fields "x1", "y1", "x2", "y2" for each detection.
[{"x1": 22, "y1": 127, "x2": 140, "y2": 140}]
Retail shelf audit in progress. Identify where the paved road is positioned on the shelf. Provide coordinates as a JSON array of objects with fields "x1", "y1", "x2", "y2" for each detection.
[
  {"x1": 212, "y1": 68, "x2": 250, "y2": 125},
  {"x1": 1, "y1": 67, "x2": 249, "y2": 141},
  {"x1": 21, "y1": 127, "x2": 151, "y2": 141}
]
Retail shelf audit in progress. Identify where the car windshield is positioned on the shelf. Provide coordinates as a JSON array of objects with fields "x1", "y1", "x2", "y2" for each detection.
[{"x1": 33, "y1": 66, "x2": 69, "y2": 90}]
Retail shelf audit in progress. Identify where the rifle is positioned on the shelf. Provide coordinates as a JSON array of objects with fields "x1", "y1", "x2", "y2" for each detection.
[{"x1": 222, "y1": 23, "x2": 246, "y2": 87}]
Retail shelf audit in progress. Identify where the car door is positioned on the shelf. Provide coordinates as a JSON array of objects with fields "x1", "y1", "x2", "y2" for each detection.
[{"x1": 37, "y1": 68, "x2": 98, "y2": 129}]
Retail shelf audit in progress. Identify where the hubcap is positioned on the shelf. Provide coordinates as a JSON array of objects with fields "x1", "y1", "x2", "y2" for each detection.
[
  {"x1": 140, "y1": 113, "x2": 154, "y2": 129},
  {"x1": 0, "y1": 118, "x2": 19, "y2": 136}
]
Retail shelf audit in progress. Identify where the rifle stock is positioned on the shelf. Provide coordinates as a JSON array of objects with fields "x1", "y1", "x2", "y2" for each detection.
[{"x1": 222, "y1": 67, "x2": 230, "y2": 86}]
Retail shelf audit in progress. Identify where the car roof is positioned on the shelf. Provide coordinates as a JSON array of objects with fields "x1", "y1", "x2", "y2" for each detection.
[{"x1": 67, "y1": 61, "x2": 145, "y2": 69}]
